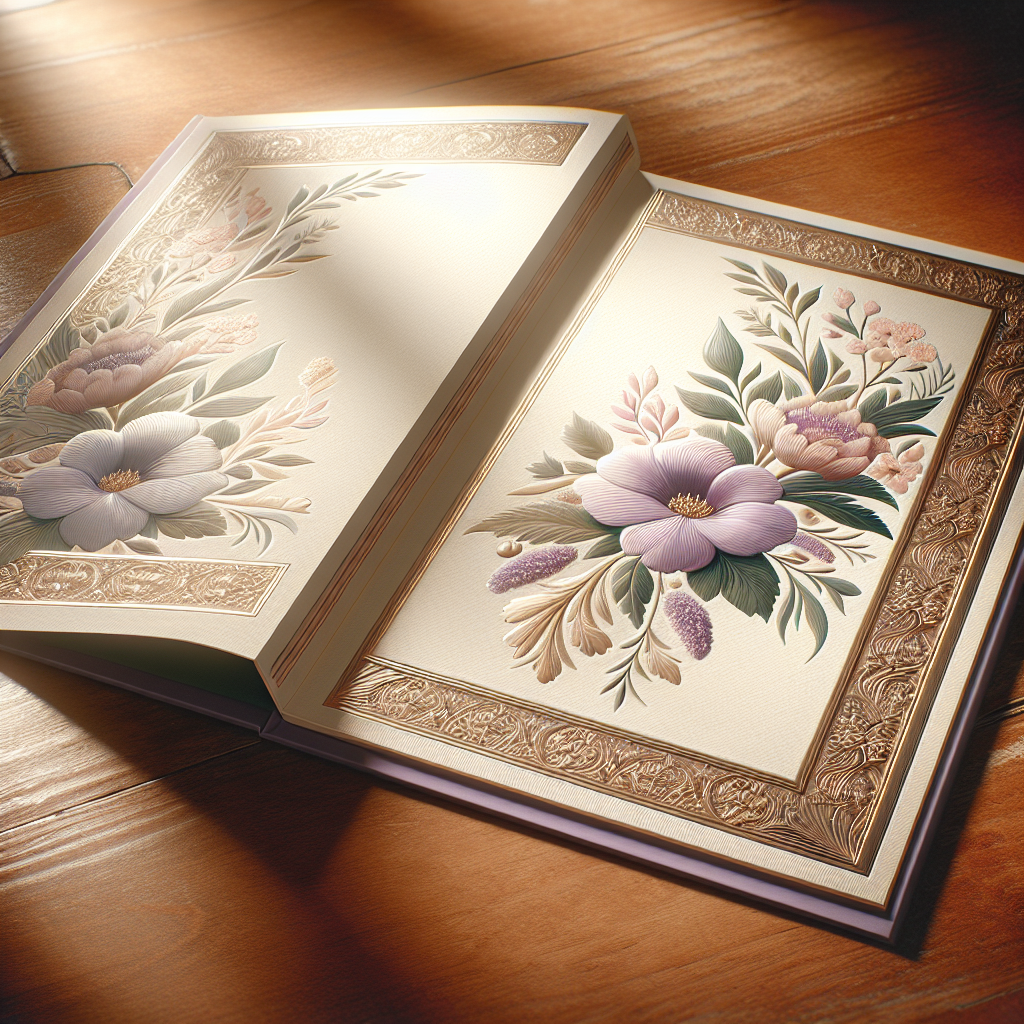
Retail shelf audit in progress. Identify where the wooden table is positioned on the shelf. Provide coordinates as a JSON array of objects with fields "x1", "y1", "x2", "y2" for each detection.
[{"x1": 1, "y1": 2, "x2": 1021, "y2": 1021}]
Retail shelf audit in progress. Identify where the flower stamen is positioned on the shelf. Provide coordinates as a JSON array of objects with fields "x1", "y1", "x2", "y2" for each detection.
[
  {"x1": 667, "y1": 493, "x2": 715, "y2": 518},
  {"x1": 98, "y1": 468, "x2": 141, "y2": 493}
]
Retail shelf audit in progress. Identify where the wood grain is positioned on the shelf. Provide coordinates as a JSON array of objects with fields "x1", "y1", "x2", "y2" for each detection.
[{"x1": 0, "y1": 0, "x2": 1021, "y2": 1020}]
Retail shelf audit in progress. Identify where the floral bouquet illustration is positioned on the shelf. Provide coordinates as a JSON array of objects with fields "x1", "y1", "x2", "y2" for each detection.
[
  {"x1": 0, "y1": 169, "x2": 417, "y2": 565},
  {"x1": 469, "y1": 259, "x2": 954, "y2": 709}
]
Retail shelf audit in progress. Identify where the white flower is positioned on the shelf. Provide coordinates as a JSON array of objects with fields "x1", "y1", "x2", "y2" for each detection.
[{"x1": 18, "y1": 413, "x2": 228, "y2": 550}]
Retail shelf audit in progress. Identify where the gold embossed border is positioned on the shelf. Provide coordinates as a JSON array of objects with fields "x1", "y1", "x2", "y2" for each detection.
[
  {"x1": 74, "y1": 120, "x2": 587, "y2": 325},
  {"x1": 326, "y1": 189, "x2": 1024, "y2": 876},
  {"x1": 0, "y1": 553, "x2": 286, "y2": 615}
]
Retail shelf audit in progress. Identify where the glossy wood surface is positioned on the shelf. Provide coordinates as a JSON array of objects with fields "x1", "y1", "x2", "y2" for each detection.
[{"x1": 0, "y1": 2, "x2": 1021, "y2": 1021}]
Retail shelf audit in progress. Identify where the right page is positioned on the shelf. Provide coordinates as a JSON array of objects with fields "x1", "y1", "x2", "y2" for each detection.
[{"x1": 294, "y1": 173, "x2": 1024, "y2": 909}]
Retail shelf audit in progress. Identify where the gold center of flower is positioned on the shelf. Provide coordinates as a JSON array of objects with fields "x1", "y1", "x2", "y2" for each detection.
[
  {"x1": 667, "y1": 492, "x2": 715, "y2": 518},
  {"x1": 98, "y1": 468, "x2": 140, "y2": 493}
]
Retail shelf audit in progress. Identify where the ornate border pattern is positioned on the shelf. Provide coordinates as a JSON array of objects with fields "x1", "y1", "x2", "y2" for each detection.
[
  {"x1": 74, "y1": 121, "x2": 587, "y2": 325},
  {"x1": 328, "y1": 190, "x2": 1024, "y2": 872},
  {"x1": 0, "y1": 554, "x2": 285, "y2": 615}
]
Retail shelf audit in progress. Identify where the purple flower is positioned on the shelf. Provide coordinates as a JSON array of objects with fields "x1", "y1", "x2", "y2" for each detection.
[
  {"x1": 575, "y1": 438, "x2": 797, "y2": 573},
  {"x1": 790, "y1": 531, "x2": 835, "y2": 563},
  {"x1": 487, "y1": 544, "x2": 578, "y2": 594},
  {"x1": 663, "y1": 590, "x2": 713, "y2": 660}
]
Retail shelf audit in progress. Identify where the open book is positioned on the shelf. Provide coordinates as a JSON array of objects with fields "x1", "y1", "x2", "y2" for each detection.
[{"x1": 2, "y1": 106, "x2": 1021, "y2": 941}]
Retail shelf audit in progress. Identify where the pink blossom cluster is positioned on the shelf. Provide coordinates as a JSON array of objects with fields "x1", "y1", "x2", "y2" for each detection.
[
  {"x1": 868, "y1": 442, "x2": 925, "y2": 495},
  {"x1": 486, "y1": 545, "x2": 579, "y2": 594},
  {"x1": 662, "y1": 589, "x2": 713, "y2": 660},
  {"x1": 611, "y1": 366, "x2": 689, "y2": 445}
]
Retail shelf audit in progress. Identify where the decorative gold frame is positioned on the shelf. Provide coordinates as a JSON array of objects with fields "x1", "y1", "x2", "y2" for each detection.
[{"x1": 326, "y1": 189, "x2": 1024, "y2": 873}]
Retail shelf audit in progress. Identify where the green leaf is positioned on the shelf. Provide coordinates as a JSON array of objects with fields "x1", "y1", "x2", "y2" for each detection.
[
  {"x1": 0, "y1": 512, "x2": 68, "y2": 567},
  {"x1": 723, "y1": 257, "x2": 756, "y2": 275},
  {"x1": 794, "y1": 286, "x2": 821, "y2": 318},
  {"x1": 527, "y1": 452, "x2": 565, "y2": 479},
  {"x1": 187, "y1": 395, "x2": 273, "y2": 418},
  {"x1": 794, "y1": 580, "x2": 829, "y2": 658},
  {"x1": 785, "y1": 282, "x2": 799, "y2": 305},
  {"x1": 703, "y1": 318, "x2": 744, "y2": 383},
  {"x1": 782, "y1": 374, "x2": 803, "y2": 399},
  {"x1": 688, "y1": 371, "x2": 735, "y2": 398},
  {"x1": 781, "y1": 472, "x2": 899, "y2": 509},
  {"x1": 745, "y1": 371, "x2": 783, "y2": 407},
  {"x1": 777, "y1": 580, "x2": 797, "y2": 641},
  {"x1": 688, "y1": 551, "x2": 779, "y2": 621},
  {"x1": 778, "y1": 322, "x2": 792, "y2": 345},
  {"x1": 201, "y1": 419, "x2": 240, "y2": 449},
  {"x1": 563, "y1": 460, "x2": 596, "y2": 475},
  {"x1": 115, "y1": 369, "x2": 196, "y2": 426},
  {"x1": 611, "y1": 556, "x2": 654, "y2": 628},
  {"x1": 816, "y1": 384, "x2": 858, "y2": 403},
  {"x1": 819, "y1": 575, "x2": 861, "y2": 613},
  {"x1": 864, "y1": 397, "x2": 942, "y2": 429},
  {"x1": 204, "y1": 342, "x2": 284, "y2": 400},
  {"x1": 877, "y1": 424, "x2": 936, "y2": 439},
  {"x1": 762, "y1": 262, "x2": 788, "y2": 295},
  {"x1": 561, "y1": 412, "x2": 614, "y2": 460},
  {"x1": 693, "y1": 423, "x2": 754, "y2": 464},
  {"x1": 465, "y1": 502, "x2": 615, "y2": 544},
  {"x1": 810, "y1": 340, "x2": 828, "y2": 393},
  {"x1": 739, "y1": 362, "x2": 762, "y2": 393},
  {"x1": 786, "y1": 495, "x2": 892, "y2": 538},
  {"x1": 152, "y1": 502, "x2": 227, "y2": 540},
  {"x1": 161, "y1": 274, "x2": 241, "y2": 330},
  {"x1": 756, "y1": 344, "x2": 806, "y2": 375},
  {"x1": 584, "y1": 532, "x2": 622, "y2": 558},
  {"x1": 675, "y1": 388, "x2": 743, "y2": 425}
]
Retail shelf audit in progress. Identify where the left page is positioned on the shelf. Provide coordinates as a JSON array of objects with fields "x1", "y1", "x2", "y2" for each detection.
[{"x1": 0, "y1": 106, "x2": 635, "y2": 670}]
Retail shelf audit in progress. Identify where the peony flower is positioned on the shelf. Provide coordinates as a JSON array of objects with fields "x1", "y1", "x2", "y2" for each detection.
[
  {"x1": 833, "y1": 287, "x2": 855, "y2": 310},
  {"x1": 575, "y1": 438, "x2": 797, "y2": 574},
  {"x1": 18, "y1": 412, "x2": 228, "y2": 551},
  {"x1": 27, "y1": 317, "x2": 258, "y2": 414},
  {"x1": 663, "y1": 590, "x2": 713, "y2": 660},
  {"x1": 486, "y1": 545, "x2": 578, "y2": 593},
  {"x1": 748, "y1": 395, "x2": 890, "y2": 481},
  {"x1": 862, "y1": 317, "x2": 927, "y2": 363},
  {"x1": 867, "y1": 442, "x2": 925, "y2": 495},
  {"x1": 906, "y1": 341, "x2": 937, "y2": 362}
]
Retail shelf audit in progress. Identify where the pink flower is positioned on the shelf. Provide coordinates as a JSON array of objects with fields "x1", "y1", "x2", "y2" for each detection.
[
  {"x1": 575, "y1": 438, "x2": 797, "y2": 574},
  {"x1": 864, "y1": 317, "x2": 896, "y2": 349},
  {"x1": 833, "y1": 287, "x2": 855, "y2": 310},
  {"x1": 868, "y1": 443, "x2": 925, "y2": 495},
  {"x1": 748, "y1": 395, "x2": 890, "y2": 481},
  {"x1": 905, "y1": 341, "x2": 937, "y2": 362},
  {"x1": 821, "y1": 312, "x2": 846, "y2": 330},
  {"x1": 822, "y1": 329, "x2": 842, "y2": 339},
  {"x1": 863, "y1": 301, "x2": 881, "y2": 316},
  {"x1": 168, "y1": 223, "x2": 238, "y2": 259},
  {"x1": 663, "y1": 591, "x2": 713, "y2": 660},
  {"x1": 206, "y1": 254, "x2": 237, "y2": 274},
  {"x1": 846, "y1": 338, "x2": 868, "y2": 354}
]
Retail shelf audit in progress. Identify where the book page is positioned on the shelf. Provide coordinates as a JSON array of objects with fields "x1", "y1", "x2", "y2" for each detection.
[
  {"x1": 0, "y1": 106, "x2": 633, "y2": 662},
  {"x1": 297, "y1": 176, "x2": 1023, "y2": 900}
]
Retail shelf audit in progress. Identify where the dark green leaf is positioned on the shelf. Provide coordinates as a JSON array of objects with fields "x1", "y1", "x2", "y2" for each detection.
[
  {"x1": 688, "y1": 551, "x2": 779, "y2": 621},
  {"x1": 756, "y1": 344, "x2": 806, "y2": 375},
  {"x1": 703, "y1": 318, "x2": 744, "y2": 383},
  {"x1": 786, "y1": 495, "x2": 892, "y2": 537},
  {"x1": 877, "y1": 424, "x2": 937, "y2": 439},
  {"x1": 611, "y1": 556, "x2": 654, "y2": 628},
  {"x1": 584, "y1": 532, "x2": 622, "y2": 558},
  {"x1": 675, "y1": 389, "x2": 743, "y2": 425},
  {"x1": 826, "y1": 313, "x2": 858, "y2": 335},
  {"x1": 465, "y1": 502, "x2": 615, "y2": 544},
  {"x1": 795, "y1": 286, "x2": 821, "y2": 318},
  {"x1": 739, "y1": 362, "x2": 762, "y2": 393},
  {"x1": 864, "y1": 397, "x2": 942, "y2": 429},
  {"x1": 810, "y1": 340, "x2": 828, "y2": 393},
  {"x1": 785, "y1": 282, "x2": 799, "y2": 305},
  {"x1": 858, "y1": 389, "x2": 888, "y2": 420},
  {"x1": 745, "y1": 371, "x2": 783, "y2": 407},
  {"x1": 781, "y1": 472, "x2": 899, "y2": 509},
  {"x1": 782, "y1": 374, "x2": 803, "y2": 399},
  {"x1": 688, "y1": 371, "x2": 735, "y2": 398},
  {"x1": 777, "y1": 580, "x2": 797, "y2": 641},
  {"x1": 795, "y1": 580, "x2": 829, "y2": 658},
  {"x1": 815, "y1": 384, "x2": 858, "y2": 403}
]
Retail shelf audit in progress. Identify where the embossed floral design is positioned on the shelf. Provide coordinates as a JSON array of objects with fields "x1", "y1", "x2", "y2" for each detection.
[
  {"x1": 18, "y1": 413, "x2": 227, "y2": 550},
  {"x1": 576, "y1": 438, "x2": 797, "y2": 573},
  {"x1": 748, "y1": 395, "x2": 890, "y2": 481},
  {"x1": 27, "y1": 318, "x2": 258, "y2": 414},
  {"x1": 868, "y1": 442, "x2": 925, "y2": 495}
]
